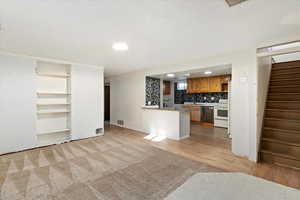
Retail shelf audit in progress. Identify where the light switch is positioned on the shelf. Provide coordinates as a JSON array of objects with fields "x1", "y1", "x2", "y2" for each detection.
[{"x1": 240, "y1": 77, "x2": 248, "y2": 83}]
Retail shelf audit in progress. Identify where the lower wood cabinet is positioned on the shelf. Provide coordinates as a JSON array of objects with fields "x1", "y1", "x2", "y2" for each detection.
[
  {"x1": 191, "y1": 109, "x2": 201, "y2": 122},
  {"x1": 183, "y1": 105, "x2": 201, "y2": 122}
]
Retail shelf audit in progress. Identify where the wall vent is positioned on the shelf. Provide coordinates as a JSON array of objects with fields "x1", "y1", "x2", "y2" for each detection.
[
  {"x1": 225, "y1": 0, "x2": 248, "y2": 7},
  {"x1": 96, "y1": 128, "x2": 103, "y2": 135},
  {"x1": 117, "y1": 120, "x2": 124, "y2": 126}
]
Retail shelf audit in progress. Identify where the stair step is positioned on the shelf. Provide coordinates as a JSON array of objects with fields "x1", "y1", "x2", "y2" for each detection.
[
  {"x1": 260, "y1": 151, "x2": 300, "y2": 170},
  {"x1": 264, "y1": 127, "x2": 300, "y2": 134},
  {"x1": 261, "y1": 150, "x2": 299, "y2": 161},
  {"x1": 261, "y1": 140, "x2": 300, "y2": 160},
  {"x1": 271, "y1": 73, "x2": 300, "y2": 80},
  {"x1": 266, "y1": 101, "x2": 300, "y2": 110},
  {"x1": 271, "y1": 67, "x2": 300, "y2": 76},
  {"x1": 265, "y1": 109, "x2": 300, "y2": 120},
  {"x1": 269, "y1": 78, "x2": 300, "y2": 86},
  {"x1": 263, "y1": 127, "x2": 300, "y2": 144},
  {"x1": 264, "y1": 117, "x2": 300, "y2": 132},
  {"x1": 264, "y1": 117, "x2": 300, "y2": 122},
  {"x1": 262, "y1": 138, "x2": 300, "y2": 147},
  {"x1": 272, "y1": 60, "x2": 300, "y2": 70},
  {"x1": 268, "y1": 93, "x2": 300, "y2": 101},
  {"x1": 269, "y1": 85, "x2": 300, "y2": 93}
]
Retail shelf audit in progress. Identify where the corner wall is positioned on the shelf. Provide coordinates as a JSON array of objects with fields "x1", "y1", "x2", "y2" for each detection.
[{"x1": 110, "y1": 49, "x2": 259, "y2": 161}]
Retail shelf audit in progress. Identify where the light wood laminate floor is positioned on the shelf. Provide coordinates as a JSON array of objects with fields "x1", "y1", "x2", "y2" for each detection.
[
  {"x1": 0, "y1": 124, "x2": 299, "y2": 200},
  {"x1": 107, "y1": 124, "x2": 300, "y2": 190}
]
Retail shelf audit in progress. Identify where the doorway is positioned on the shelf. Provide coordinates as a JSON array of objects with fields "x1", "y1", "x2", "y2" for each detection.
[
  {"x1": 152, "y1": 65, "x2": 232, "y2": 150},
  {"x1": 104, "y1": 85, "x2": 110, "y2": 122}
]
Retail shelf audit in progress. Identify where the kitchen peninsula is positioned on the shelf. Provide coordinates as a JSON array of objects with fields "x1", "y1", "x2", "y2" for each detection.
[{"x1": 141, "y1": 107, "x2": 190, "y2": 140}]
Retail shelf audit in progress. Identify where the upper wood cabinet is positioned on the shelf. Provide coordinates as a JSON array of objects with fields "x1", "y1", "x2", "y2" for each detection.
[
  {"x1": 209, "y1": 76, "x2": 221, "y2": 92},
  {"x1": 199, "y1": 77, "x2": 209, "y2": 92},
  {"x1": 186, "y1": 75, "x2": 231, "y2": 93},
  {"x1": 163, "y1": 81, "x2": 171, "y2": 95},
  {"x1": 187, "y1": 78, "x2": 197, "y2": 93},
  {"x1": 187, "y1": 79, "x2": 192, "y2": 93},
  {"x1": 220, "y1": 75, "x2": 231, "y2": 84}
]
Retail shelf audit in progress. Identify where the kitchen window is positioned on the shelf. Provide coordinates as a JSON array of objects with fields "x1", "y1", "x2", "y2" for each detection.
[{"x1": 177, "y1": 81, "x2": 187, "y2": 90}]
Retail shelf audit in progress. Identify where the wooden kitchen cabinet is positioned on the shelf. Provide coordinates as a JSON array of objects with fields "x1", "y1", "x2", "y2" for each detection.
[
  {"x1": 187, "y1": 77, "x2": 209, "y2": 93},
  {"x1": 186, "y1": 75, "x2": 231, "y2": 93},
  {"x1": 183, "y1": 105, "x2": 201, "y2": 122},
  {"x1": 209, "y1": 76, "x2": 221, "y2": 92},
  {"x1": 163, "y1": 81, "x2": 171, "y2": 95},
  {"x1": 220, "y1": 75, "x2": 231, "y2": 83},
  {"x1": 220, "y1": 75, "x2": 231, "y2": 92},
  {"x1": 191, "y1": 109, "x2": 201, "y2": 121},
  {"x1": 187, "y1": 79, "x2": 194, "y2": 93},
  {"x1": 199, "y1": 77, "x2": 209, "y2": 92}
]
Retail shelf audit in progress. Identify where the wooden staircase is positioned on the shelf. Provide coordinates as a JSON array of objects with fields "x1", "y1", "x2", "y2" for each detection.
[{"x1": 260, "y1": 60, "x2": 300, "y2": 169}]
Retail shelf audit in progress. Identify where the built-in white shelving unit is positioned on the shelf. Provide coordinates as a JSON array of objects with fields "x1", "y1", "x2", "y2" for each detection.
[
  {"x1": 37, "y1": 92, "x2": 71, "y2": 96},
  {"x1": 36, "y1": 73, "x2": 70, "y2": 78},
  {"x1": 37, "y1": 111, "x2": 71, "y2": 115},
  {"x1": 36, "y1": 61, "x2": 72, "y2": 147},
  {"x1": 37, "y1": 129, "x2": 71, "y2": 136},
  {"x1": 37, "y1": 103, "x2": 71, "y2": 106}
]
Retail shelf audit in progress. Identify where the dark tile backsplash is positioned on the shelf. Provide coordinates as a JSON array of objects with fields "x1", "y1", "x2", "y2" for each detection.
[
  {"x1": 145, "y1": 76, "x2": 160, "y2": 105},
  {"x1": 174, "y1": 83, "x2": 227, "y2": 104}
]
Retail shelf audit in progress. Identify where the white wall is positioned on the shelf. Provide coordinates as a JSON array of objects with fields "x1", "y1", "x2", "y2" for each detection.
[
  {"x1": 110, "y1": 49, "x2": 259, "y2": 161},
  {"x1": 110, "y1": 72, "x2": 146, "y2": 132},
  {"x1": 0, "y1": 55, "x2": 37, "y2": 154},
  {"x1": 71, "y1": 65, "x2": 104, "y2": 139},
  {"x1": 255, "y1": 56, "x2": 272, "y2": 160}
]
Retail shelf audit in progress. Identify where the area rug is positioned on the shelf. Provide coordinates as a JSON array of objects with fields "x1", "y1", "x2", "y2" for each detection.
[
  {"x1": 0, "y1": 133, "x2": 223, "y2": 200},
  {"x1": 165, "y1": 173, "x2": 300, "y2": 200}
]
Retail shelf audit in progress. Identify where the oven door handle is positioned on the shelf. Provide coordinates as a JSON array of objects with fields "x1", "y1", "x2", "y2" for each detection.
[{"x1": 215, "y1": 118, "x2": 228, "y2": 121}]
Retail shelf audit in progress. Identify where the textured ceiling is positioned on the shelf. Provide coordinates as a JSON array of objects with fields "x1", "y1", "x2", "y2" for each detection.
[{"x1": 0, "y1": 0, "x2": 300, "y2": 76}]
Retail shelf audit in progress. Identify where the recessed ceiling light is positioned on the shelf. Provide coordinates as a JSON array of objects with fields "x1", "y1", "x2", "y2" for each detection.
[
  {"x1": 112, "y1": 42, "x2": 128, "y2": 51},
  {"x1": 204, "y1": 71, "x2": 212, "y2": 75},
  {"x1": 167, "y1": 73, "x2": 175, "y2": 77}
]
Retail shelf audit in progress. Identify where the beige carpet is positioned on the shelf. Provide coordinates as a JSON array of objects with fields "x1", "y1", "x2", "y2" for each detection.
[{"x1": 0, "y1": 133, "x2": 223, "y2": 200}]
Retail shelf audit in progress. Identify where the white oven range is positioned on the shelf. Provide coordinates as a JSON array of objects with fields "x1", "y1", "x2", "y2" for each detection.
[{"x1": 214, "y1": 99, "x2": 228, "y2": 128}]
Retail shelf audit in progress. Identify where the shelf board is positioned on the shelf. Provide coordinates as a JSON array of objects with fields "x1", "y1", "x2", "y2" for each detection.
[
  {"x1": 37, "y1": 73, "x2": 70, "y2": 78},
  {"x1": 37, "y1": 92, "x2": 71, "y2": 96},
  {"x1": 37, "y1": 103, "x2": 70, "y2": 106},
  {"x1": 37, "y1": 111, "x2": 70, "y2": 115},
  {"x1": 37, "y1": 129, "x2": 70, "y2": 136}
]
